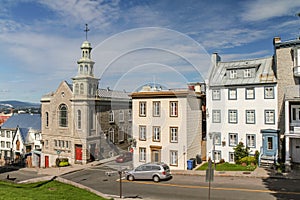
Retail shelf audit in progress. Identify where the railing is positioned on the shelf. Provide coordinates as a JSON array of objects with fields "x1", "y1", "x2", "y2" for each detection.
[{"x1": 289, "y1": 123, "x2": 300, "y2": 134}]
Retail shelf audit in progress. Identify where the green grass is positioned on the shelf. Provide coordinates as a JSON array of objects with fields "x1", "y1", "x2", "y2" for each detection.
[
  {"x1": 0, "y1": 180, "x2": 108, "y2": 200},
  {"x1": 197, "y1": 162, "x2": 256, "y2": 171}
]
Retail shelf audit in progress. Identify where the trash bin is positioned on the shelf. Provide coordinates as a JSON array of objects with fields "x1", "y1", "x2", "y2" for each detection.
[
  {"x1": 196, "y1": 154, "x2": 202, "y2": 164},
  {"x1": 187, "y1": 160, "x2": 194, "y2": 170},
  {"x1": 190, "y1": 158, "x2": 196, "y2": 168}
]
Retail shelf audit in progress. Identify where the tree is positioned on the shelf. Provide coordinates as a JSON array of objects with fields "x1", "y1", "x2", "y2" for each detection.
[{"x1": 233, "y1": 142, "x2": 249, "y2": 164}]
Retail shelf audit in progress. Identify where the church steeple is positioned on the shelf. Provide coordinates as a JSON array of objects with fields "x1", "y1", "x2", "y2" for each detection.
[{"x1": 72, "y1": 24, "x2": 99, "y2": 97}]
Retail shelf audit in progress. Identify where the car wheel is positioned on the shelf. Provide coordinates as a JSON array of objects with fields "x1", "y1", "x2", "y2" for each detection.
[
  {"x1": 153, "y1": 175, "x2": 160, "y2": 182},
  {"x1": 127, "y1": 175, "x2": 134, "y2": 181}
]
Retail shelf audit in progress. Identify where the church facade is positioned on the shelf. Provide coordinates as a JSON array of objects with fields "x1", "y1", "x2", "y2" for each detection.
[{"x1": 40, "y1": 39, "x2": 132, "y2": 167}]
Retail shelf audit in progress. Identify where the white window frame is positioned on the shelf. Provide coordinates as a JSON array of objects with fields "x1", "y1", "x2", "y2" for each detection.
[
  {"x1": 265, "y1": 110, "x2": 275, "y2": 124},
  {"x1": 213, "y1": 150, "x2": 221, "y2": 161},
  {"x1": 118, "y1": 126, "x2": 124, "y2": 142},
  {"x1": 153, "y1": 101, "x2": 160, "y2": 117},
  {"x1": 229, "y1": 133, "x2": 238, "y2": 146},
  {"x1": 139, "y1": 102, "x2": 147, "y2": 117},
  {"x1": 213, "y1": 132, "x2": 221, "y2": 145},
  {"x1": 228, "y1": 110, "x2": 238, "y2": 123},
  {"x1": 244, "y1": 68, "x2": 251, "y2": 78},
  {"x1": 170, "y1": 101, "x2": 178, "y2": 117},
  {"x1": 212, "y1": 110, "x2": 221, "y2": 123},
  {"x1": 170, "y1": 150, "x2": 178, "y2": 166},
  {"x1": 139, "y1": 125, "x2": 146, "y2": 141},
  {"x1": 229, "y1": 70, "x2": 237, "y2": 79},
  {"x1": 139, "y1": 147, "x2": 146, "y2": 162},
  {"x1": 170, "y1": 127, "x2": 178, "y2": 143},
  {"x1": 264, "y1": 86, "x2": 274, "y2": 99},
  {"x1": 245, "y1": 88, "x2": 255, "y2": 99},
  {"x1": 246, "y1": 134, "x2": 256, "y2": 148},
  {"x1": 119, "y1": 110, "x2": 124, "y2": 122},
  {"x1": 109, "y1": 110, "x2": 114, "y2": 123},
  {"x1": 153, "y1": 126, "x2": 161, "y2": 142},
  {"x1": 246, "y1": 110, "x2": 255, "y2": 124},
  {"x1": 229, "y1": 152, "x2": 235, "y2": 163},
  {"x1": 212, "y1": 89, "x2": 221, "y2": 100},
  {"x1": 228, "y1": 88, "x2": 237, "y2": 100}
]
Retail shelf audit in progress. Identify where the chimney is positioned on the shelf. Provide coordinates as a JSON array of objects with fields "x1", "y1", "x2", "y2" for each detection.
[
  {"x1": 273, "y1": 37, "x2": 281, "y2": 44},
  {"x1": 211, "y1": 52, "x2": 221, "y2": 66}
]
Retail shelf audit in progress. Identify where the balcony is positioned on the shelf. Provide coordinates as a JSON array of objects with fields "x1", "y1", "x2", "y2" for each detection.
[{"x1": 294, "y1": 66, "x2": 300, "y2": 77}]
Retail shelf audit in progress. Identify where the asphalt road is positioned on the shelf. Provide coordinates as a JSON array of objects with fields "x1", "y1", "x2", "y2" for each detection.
[{"x1": 61, "y1": 162, "x2": 300, "y2": 200}]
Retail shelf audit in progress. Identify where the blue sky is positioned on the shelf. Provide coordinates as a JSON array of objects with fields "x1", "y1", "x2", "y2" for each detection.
[{"x1": 1, "y1": 0, "x2": 300, "y2": 103}]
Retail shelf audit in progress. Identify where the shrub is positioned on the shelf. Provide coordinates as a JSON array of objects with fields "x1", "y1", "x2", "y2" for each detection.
[
  {"x1": 59, "y1": 161, "x2": 69, "y2": 167},
  {"x1": 219, "y1": 159, "x2": 225, "y2": 164},
  {"x1": 240, "y1": 156, "x2": 256, "y2": 165},
  {"x1": 56, "y1": 158, "x2": 69, "y2": 167},
  {"x1": 233, "y1": 142, "x2": 249, "y2": 164}
]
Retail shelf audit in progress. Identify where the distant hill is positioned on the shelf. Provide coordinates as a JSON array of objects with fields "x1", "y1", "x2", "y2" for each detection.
[{"x1": 0, "y1": 100, "x2": 40, "y2": 109}]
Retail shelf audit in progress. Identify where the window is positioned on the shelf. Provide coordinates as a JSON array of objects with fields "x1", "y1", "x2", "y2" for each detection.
[
  {"x1": 212, "y1": 132, "x2": 221, "y2": 145},
  {"x1": 228, "y1": 88, "x2": 237, "y2": 100},
  {"x1": 213, "y1": 150, "x2": 221, "y2": 161},
  {"x1": 77, "y1": 110, "x2": 81, "y2": 129},
  {"x1": 54, "y1": 140, "x2": 58, "y2": 147},
  {"x1": 229, "y1": 133, "x2": 238, "y2": 146},
  {"x1": 170, "y1": 101, "x2": 178, "y2": 117},
  {"x1": 109, "y1": 110, "x2": 114, "y2": 123},
  {"x1": 59, "y1": 104, "x2": 68, "y2": 127},
  {"x1": 291, "y1": 105, "x2": 300, "y2": 123},
  {"x1": 264, "y1": 86, "x2": 274, "y2": 99},
  {"x1": 128, "y1": 110, "x2": 132, "y2": 121},
  {"x1": 212, "y1": 89, "x2": 221, "y2": 100},
  {"x1": 229, "y1": 70, "x2": 237, "y2": 79},
  {"x1": 267, "y1": 137, "x2": 273, "y2": 150},
  {"x1": 212, "y1": 110, "x2": 221, "y2": 123},
  {"x1": 153, "y1": 101, "x2": 160, "y2": 117},
  {"x1": 265, "y1": 110, "x2": 275, "y2": 124},
  {"x1": 6, "y1": 142, "x2": 10, "y2": 148},
  {"x1": 229, "y1": 152, "x2": 235, "y2": 163},
  {"x1": 246, "y1": 110, "x2": 255, "y2": 124},
  {"x1": 0, "y1": 131, "x2": 4, "y2": 137},
  {"x1": 139, "y1": 126, "x2": 146, "y2": 140},
  {"x1": 109, "y1": 128, "x2": 114, "y2": 143},
  {"x1": 139, "y1": 102, "x2": 146, "y2": 117},
  {"x1": 245, "y1": 88, "x2": 255, "y2": 99},
  {"x1": 170, "y1": 127, "x2": 178, "y2": 143},
  {"x1": 170, "y1": 150, "x2": 178, "y2": 166},
  {"x1": 153, "y1": 126, "x2": 160, "y2": 142},
  {"x1": 228, "y1": 110, "x2": 237, "y2": 123},
  {"x1": 246, "y1": 134, "x2": 256, "y2": 148},
  {"x1": 75, "y1": 83, "x2": 79, "y2": 94},
  {"x1": 6, "y1": 131, "x2": 10, "y2": 138},
  {"x1": 80, "y1": 83, "x2": 84, "y2": 95},
  {"x1": 35, "y1": 133, "x2": 40, "y2": 140},
  {"x1": 90, "y1": 110, "x2": 94, "y2": 130},
  {"x1": 118, "y1": 126, "x2": 124, "y2": 142},
  {"x1": 1, "y1": 141, "x2": 4, "y2": 148},
  {"x1": 119, "y1": 110, "x2": 124, "y2": 122},
  {"x1": 244, "y1": 69, "x2": 251, "y2": 78},
  {"x1": 46, "y1": 112, "x2": 49, "y2": 127},
  {"x1": 139, "y1": 147, "x2": 146, "y2": 162}
]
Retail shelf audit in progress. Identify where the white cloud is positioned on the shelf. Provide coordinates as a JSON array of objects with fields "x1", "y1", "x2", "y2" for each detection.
[{"x1": 242, "y1": 0, "x2": 300, "y2": 22}]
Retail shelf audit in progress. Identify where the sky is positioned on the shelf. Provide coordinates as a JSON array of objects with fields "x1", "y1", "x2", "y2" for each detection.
[{"x1": 1, "y1": 0, "x2": 300, "y2": 103}]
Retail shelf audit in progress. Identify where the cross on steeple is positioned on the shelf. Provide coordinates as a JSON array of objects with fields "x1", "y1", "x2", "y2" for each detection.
[{"x1": 84, "y1": 24, "x2": 90, "y2": 40}]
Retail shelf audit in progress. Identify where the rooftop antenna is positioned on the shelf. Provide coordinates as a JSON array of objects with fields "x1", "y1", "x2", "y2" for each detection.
[{"x1": 84, "y1": 24, "x2": 90, "y2": 40}]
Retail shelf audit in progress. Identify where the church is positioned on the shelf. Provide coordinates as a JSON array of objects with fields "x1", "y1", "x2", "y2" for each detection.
[{"x1": 40, "y1": 27, "x2": 132, "y2": 167}]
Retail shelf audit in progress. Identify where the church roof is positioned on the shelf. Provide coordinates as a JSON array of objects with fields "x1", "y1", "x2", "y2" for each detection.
[
  {"x1": 1, "y1": 113, "x2": 41, "y2": 131},
  {"x1": 19, "y1": 127, "x2": 29, "y2": 143},
  {"x1": 98, "y1": 89, "x2": 131, "y2": 99}
]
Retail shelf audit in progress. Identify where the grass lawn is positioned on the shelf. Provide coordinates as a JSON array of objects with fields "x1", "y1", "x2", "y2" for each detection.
[
  {"x1": 0, "y1": 180, "x2": 108, "y2": 200},
  {"x1": 197, "y1": 162, "x2": 256, "y2": 171}
]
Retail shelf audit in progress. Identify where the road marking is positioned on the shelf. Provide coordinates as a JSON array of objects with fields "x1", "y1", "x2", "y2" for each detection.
[{"x1": 121, "y1": 180, "x2": 300, "y2": 195}]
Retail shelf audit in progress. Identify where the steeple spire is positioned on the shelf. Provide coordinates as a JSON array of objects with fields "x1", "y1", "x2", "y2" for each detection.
[{"x1": 84, "y1": 24, "x2": 90, "y2": 40}]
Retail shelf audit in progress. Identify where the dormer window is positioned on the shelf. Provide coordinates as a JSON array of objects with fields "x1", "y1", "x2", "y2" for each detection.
[
  {"x1": 229, "y1": 70, "x2": 237, "y2": 79},
  {"x1": 244, "y1": 69, "x2": 251, "y2": 78}
]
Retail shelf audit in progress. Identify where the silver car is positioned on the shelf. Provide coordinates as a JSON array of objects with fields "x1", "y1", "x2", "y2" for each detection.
[{"x1": 126, "y1": 162, "x2": 172, "y2": 182}]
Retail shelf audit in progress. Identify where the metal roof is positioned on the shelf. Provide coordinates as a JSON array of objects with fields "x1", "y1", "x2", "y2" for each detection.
[
  {"x1": 98, "y1": 89, "x2": 131, "y2": 99},
  {"x1": 1, "y1": 114, "x2": 41, "y2": 131},
  {"x1": 209, "y1": 56, "x2": 276, "y2": 87}
]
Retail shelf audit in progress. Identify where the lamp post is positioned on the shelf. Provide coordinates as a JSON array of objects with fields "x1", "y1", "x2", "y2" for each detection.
[{"x1": 209, "y1": 132, "x2": 216, "y2": 169}]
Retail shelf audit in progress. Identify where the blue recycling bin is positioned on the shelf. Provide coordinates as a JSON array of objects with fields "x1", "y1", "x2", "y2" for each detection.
[{"x1": 187, "y1": 160, "x2": 194, "y2": 170}]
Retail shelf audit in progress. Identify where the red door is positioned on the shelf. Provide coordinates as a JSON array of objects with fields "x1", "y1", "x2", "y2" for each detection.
[
  {"x1": 75, "y1": 145, "x2": 82, "y2": 161},
  {"x1": 45, "y1": 156, "x2": 49, "y2": 168}
]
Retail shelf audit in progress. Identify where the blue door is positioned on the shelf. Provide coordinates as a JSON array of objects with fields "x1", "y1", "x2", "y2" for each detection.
[{"x1": 261, "y1": 129, "x2": 279, "y2": 157}]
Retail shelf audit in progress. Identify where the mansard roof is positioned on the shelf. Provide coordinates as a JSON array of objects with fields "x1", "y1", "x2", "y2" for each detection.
[{"x1": 209, "y1": 56, "x2": 276, "y2": 87}]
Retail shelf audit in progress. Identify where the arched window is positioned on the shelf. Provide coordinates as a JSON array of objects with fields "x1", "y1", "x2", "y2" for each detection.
[
  {"x1": 80, "y1": 83, "x2": 84, "y2": 94},
  {"x1": 59, "y1": 104, "x2": 68, "y2": 127},
  {"x1": 75, "y1": 83, "x2": 79, "y2": 94},
  {"x1": 89, "y1": 84, "x2": 92, "y2": 95},
  {"x1": 109, "y1": 110, "x2": 114, "y2": 123},
  {"x1": 109, "y1": 127, "x2": 114, "y2": 143},
  {"x1": 118, "y1": 126, "x2": 124, "y2": 142},
  {"x1": 45, "y1": 112, "x2": 49, "y2": 127},
  {"x1": 77, "y1": 110, "x2": 81, "y2": 129},
  {"x1": 84, "y1": 65, "x2": 88, "y2": 74},
  {"x1": 80, "y1": 65, "x2": 83, "y2": 72}
]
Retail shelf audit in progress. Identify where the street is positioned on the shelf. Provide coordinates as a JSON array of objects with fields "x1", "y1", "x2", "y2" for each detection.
[{"x1": 60, "y1": 161, "x2": 300, "y2": 200}]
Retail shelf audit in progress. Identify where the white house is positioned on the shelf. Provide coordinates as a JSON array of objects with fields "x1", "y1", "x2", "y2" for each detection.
[
  {"x1": 206, "y1": 53, "x2": 279, "y2": 166},
  {"x1": 131, "y1": 84, "x2": 204, "y2": 170}
]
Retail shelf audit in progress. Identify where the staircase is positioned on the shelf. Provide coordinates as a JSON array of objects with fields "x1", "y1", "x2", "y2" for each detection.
[{"x1": 260, "y1": 155, "x2": 276, "y2": 169}]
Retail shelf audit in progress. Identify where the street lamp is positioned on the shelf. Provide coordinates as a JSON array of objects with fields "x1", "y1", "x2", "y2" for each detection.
[{"x1": 209, "y1": 132, "x2": 217, "y2": 169}]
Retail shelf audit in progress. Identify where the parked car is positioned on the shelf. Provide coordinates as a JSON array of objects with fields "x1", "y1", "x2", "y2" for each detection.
[
  {"x1": 126, "y1": 162, "x2": 172, "y2": 182},
  {"x1": 115, "y1": 152, "x2": 133, "y2": 163}
]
